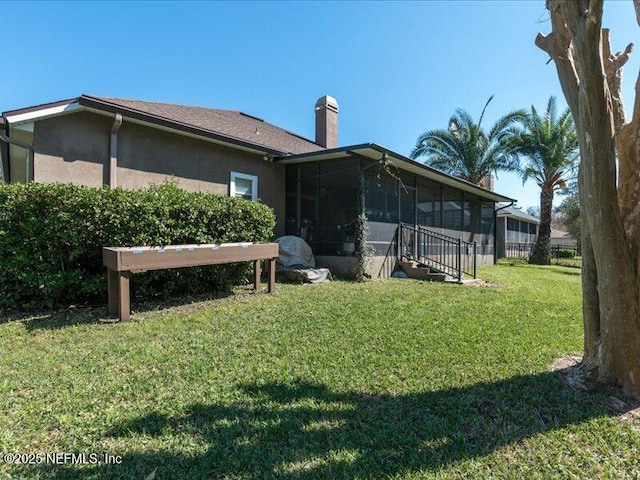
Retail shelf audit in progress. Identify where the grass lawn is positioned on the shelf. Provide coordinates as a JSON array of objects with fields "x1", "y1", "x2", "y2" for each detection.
[
  {"x1": 550, "y1": 257, "x2": 582, "y2": 269},
  {"x1": 1, "y1": 263, "x2": 639, "y2": 479}
]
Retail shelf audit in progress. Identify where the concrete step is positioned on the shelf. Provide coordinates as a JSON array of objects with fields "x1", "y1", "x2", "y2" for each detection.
[
  {"x1": 399, "y1": 259, "x2": 483, "y2": 284},
  {"x1": 399, "y1": 260, "x2": 455, "y2": 282}
]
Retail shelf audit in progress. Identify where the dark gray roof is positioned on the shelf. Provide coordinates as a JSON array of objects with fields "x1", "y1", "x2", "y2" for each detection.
[
  {"x1": 81, "y1": 95, "x2": 324, "y2": 155},
  {"x1": 497, "y1": 206, "x2": 540, "y2": 223}
]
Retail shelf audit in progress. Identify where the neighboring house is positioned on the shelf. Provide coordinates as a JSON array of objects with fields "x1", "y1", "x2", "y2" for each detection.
[
  {"x1": 550, "y1": 228, "x2": 578, "y2": 248},
  {"x1": 495, "y1": 206, "x2": 540, "y2": 259},
  {"x1": 1, "y1": 94, "x2": 515, "y2": 278}
]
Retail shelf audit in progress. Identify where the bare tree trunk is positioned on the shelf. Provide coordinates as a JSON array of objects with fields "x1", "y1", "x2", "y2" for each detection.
[
  {"x1": 530, "y1": 185, "x2": 553, "y2": 265},
  {"x1": 578, "y1": 166, "x2": 600, "y2": 375},
  {"x1": 537, "y1": 0, "x2": 640, "y2": 397},
  {"x1": 603, "y1": 28, "x2": 640, "y2": 287}
]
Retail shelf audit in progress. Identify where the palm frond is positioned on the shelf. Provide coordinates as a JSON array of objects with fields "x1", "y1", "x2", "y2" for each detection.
[
  {"x1": 511, "y1": 96, "x2": 579, "y2": 188},
  {"x1": 410, "y1": 96, "x2": 555, "y2": 187},
  {"x1": 478, "y1": 95, "x2": 495, "y2": 129}
]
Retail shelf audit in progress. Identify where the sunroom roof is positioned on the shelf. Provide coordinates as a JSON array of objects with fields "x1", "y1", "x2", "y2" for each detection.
[{"x1": 274, "y1": 143, "x2": 516, "y2": 204}]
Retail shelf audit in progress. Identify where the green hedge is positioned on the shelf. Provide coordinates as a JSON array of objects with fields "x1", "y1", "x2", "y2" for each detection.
[
  {"x1": 554, "y1": 249, "x2": 576, "y2": 259},
  {"x1": 0, "y1": 182, "x2": 276, "y2": 309}
]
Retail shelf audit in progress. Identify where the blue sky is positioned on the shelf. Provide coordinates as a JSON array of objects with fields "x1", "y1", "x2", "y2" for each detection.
[{"x1": 2, "y1": 1, "x2": 638, "y2": 210}]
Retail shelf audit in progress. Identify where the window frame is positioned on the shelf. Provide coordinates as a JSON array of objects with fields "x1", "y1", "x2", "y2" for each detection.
[{"x1": 230, "y1": 171, "x2": 258, "y2": 201}]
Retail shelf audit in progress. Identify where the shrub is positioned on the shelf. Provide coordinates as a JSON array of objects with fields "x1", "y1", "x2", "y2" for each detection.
[
  {"x1": 554, "y1": 248, "x2": 576, "y2": 259},
  {"x1": 0, "y1": 182, "x2": 275, "y2": 309}
]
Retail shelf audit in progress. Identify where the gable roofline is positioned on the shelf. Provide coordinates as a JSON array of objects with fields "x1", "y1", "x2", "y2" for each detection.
[
  {"x1": 3, "y1": 95, "x2": 323, "y2": 156},
  {"x1": 78, "y1": 95, "x2": 289, "y2": 156},
  {"x1": 274, "y1": 143, "x2": 516, "y2": 203}
]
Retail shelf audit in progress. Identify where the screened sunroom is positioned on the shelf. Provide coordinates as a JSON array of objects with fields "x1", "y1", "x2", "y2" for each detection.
[{"x1": 275, "y1": 143, "x2": 515, "y2": 278}]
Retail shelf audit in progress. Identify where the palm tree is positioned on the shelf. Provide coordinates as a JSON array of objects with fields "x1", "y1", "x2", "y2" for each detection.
[
  {"x1": 410, "y1": 96, "x2": 526, "y2": 186},
  {"x1": 511, "y1": 96, "x2": 579, "y2": 265}
]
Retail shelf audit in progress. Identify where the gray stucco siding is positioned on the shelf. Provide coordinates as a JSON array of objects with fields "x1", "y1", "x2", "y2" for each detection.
[
  {"x1": 30, "y1": 110, "x2": 286, "y2": 236},
  {"x1": 116, "y1": 121, "x2": 286, "y2": 235},
  {"x1": 34, "y1": 111, "x2": 110, "y2": 187}
]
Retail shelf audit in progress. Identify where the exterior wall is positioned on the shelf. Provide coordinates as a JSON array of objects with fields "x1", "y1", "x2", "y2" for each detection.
[
  {"x1": 315, "y1": 255, "x2": 397, "y2": 279},
  {"x1": 30, "y1": 111, "x2": 286, "y2": 235},
  {"x1": 34, "y1": 111, "x2": 109, "y2": 187},
  {"x1": 116, "y1": 121, "x2": 286, "y2": 235},
  {"x1": 315, "y1": 255, "x2": 358, "y2": 278}
]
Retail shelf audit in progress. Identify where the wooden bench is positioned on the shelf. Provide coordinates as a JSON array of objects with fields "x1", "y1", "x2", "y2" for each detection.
[{"x1": 103, "y1": 242, "x2": 279, "y2": 321}]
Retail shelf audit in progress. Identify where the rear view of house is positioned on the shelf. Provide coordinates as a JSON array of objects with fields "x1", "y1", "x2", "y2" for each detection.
[
  {"x1": 1, "y1": 94, "x2": 515, "y2": 278},
  {"x1": 495, "y1": 207, "x2": 540, "y2": 259}
]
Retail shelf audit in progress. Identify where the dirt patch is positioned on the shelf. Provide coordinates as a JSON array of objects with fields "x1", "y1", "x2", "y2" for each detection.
[
  {"x1": 466, "y1": 280, "x2": 502, "y2": 288},
  {"x1": 549, "y1": 354, "x2": 640, "y2": 428},
  {"x1": 548, "y1": 354, "x2": 582, "y2": 372}
]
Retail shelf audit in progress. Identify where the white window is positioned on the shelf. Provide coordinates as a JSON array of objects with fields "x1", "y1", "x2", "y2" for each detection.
[{"x1": 230, "y1": 172, "x2": 258, "y2": 201}]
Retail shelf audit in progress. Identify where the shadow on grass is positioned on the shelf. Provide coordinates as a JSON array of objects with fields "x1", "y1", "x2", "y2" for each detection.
[
  {"x1": 0, "y1": 306, "x2": 108, "y2": 331},
  {"x1": 0, "y1": 289, "x2": 242, "y2": 332},
  {"x1": 499, "y1": 261, "x2": 581, "y2": 276},
  {"x1": 37, "y1": 369, "x2": 634, "y2": 479},
  {"x1": 551, "y1": 269, "x2": 581, "y2": 276},
  {"x1": 520, "y1": 265, "x2": 582, "y2": 276}
]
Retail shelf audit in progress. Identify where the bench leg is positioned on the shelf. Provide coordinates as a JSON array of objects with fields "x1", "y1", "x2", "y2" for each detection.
[
  {"x1": 118, "y1": 271, "x2": 131, "y2": 322},
  {"x1": 268, "y1": 258, "x2": 276, "y2": 293},
  {"x1": 107, "y1": 269, "x2": 131, "y2": 321},
  {"x1": 254, "y1": 260, "x2": 261, "y2": 290},
  {"x1": 108, "y1": 269, "x2": 119, "y2": 315}
]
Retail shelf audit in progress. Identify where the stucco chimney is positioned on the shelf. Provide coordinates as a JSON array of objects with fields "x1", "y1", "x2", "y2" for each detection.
[
  {"x1": 480, "y1": 174, "x2": 495, "y2": 191},
  {"x1": 315, "y1": 95, "x2": 338, "y2": 148}
]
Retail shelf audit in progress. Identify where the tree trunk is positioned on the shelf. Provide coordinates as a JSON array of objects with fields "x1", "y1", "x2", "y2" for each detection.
[
  {"x1": 529, "y1": 185, "x2": 553, "y2": 265},
  {"x1": 578, "y1": 166, "x2": 601, "y2": 375},
  {"x1": 537, "y1": 0, "x2": 640, "y2": 398}
]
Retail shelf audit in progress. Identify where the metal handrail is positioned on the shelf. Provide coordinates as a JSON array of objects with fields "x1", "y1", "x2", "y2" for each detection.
[
  {"x1": 398, "y1": 223, "x2": 477, "y2": 280},
  {"x1": 402, "y1": 223, "x2": 475, "y2": 248},
  {"x1": 416, "y1": 224, "x2": 476, "y2": 250},
  {"x1": 401, "y1": 223, "x2": 457, "y2": 243}
]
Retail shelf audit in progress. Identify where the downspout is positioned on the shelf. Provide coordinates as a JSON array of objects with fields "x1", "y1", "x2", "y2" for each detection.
[
  {"x1": 494, "y1": 201, "x2": 514, "y2": 263},
  {"x1": 0, "y1": 120, "x2": 35, "y2": 182},
  {"x1": 109, "y1": 114, "x2": 123, "y2": 188}
]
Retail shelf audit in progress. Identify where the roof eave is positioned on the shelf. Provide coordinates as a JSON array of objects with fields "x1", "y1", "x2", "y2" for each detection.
[
  {"x1": 274, "y1": 142, "x2": 516, "y2": 203},
  {"x1": 3, "y1": 98, "x2": 81, "y2": 124},
  {"x1": 497, "y1": 212, "x2": 541, "y2": 223}
]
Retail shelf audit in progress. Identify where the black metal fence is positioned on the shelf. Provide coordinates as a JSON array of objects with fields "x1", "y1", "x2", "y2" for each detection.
[
  {"x1": 504, "y1": 242, "x2": 535, "y2": 259},
  {"x1": 550, "y1": 244, "x2": 581, "y2": 268},
  {"x1": 504, "y1": 242, "x2": 581, "y2": 268}
]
